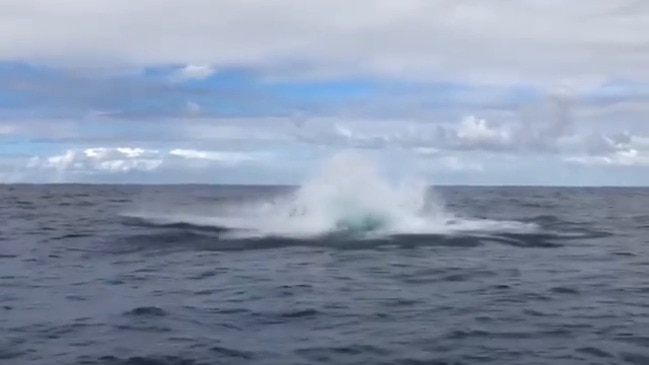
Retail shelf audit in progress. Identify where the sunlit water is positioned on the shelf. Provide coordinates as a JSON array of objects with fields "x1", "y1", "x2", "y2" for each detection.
[{"x1": 2, "y1": 154, "x2": 649, "y2": 364}]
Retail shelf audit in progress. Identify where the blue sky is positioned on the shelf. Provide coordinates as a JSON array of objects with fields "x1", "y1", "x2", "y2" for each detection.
[{"x1": 1, "y1": 0, "x2": 649, "y2": 185}]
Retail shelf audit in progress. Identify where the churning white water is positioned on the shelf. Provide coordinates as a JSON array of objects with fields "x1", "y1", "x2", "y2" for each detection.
[{"x1": 128, "y1": 152, "x2": 537, "y2": 239}]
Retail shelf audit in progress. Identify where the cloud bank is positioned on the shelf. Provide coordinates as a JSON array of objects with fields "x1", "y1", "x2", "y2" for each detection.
[{"x1": 1, "y1": 0, "x2": 648, "y2": 84}]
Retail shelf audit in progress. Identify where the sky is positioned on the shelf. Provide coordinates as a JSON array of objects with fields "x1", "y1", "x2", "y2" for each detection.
[{"x1": 1, "y1": 0, "x2": 649, "y2": 186}]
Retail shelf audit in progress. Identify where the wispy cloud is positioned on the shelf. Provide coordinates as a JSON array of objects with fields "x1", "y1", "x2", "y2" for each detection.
[{"x1": 1, "y1": 1, "x2": 648, "y2": 85}]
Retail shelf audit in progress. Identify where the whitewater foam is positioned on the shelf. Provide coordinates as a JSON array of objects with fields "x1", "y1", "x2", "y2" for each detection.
[{"x1": 125, "y1": 152, "x2": 538, "y2": 239}]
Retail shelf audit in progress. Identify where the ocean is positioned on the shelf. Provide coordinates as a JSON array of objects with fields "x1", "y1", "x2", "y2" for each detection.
[{"x1": 2, "y1": 161, "x2": 649, "y2": 364}]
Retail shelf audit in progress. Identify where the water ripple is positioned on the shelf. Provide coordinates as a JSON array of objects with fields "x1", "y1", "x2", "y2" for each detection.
[{"x1": 2, "y1": 185, "x2": 648, "y2": 364}]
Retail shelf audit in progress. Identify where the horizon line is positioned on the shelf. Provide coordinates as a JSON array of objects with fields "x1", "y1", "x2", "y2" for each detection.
[{"x1": 1, "y1": 182, "x2": 647, "y2": 189}]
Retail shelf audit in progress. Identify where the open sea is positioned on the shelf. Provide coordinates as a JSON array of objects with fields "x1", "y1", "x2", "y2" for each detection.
[{"x1": 2, "y1": 180, "x2": 649, "y2": 364}]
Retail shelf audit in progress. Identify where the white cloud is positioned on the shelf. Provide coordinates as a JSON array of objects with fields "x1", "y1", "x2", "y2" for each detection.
[
  {"x1": 566, "y1": 149, "x2": 649, "y2": 167},
  {"x1": 169, "y1": 149, "x2": 270, "y2": 165},
  {"x1": 565, "y1": 130, "x2": 649, "y2": 167},
  {"x1": 25, "y1": 146, "x2": 274, "y2": 181},
  {"x1": 294, "y1": 112, "x2": 551, "y2": 153},
  {"x1": 455, "y1": 116, "x2": 511, "y2": 149},
  {"x1": 292, "y1": 93, "x2": 579, "y2": 152},
  {"x1": 293, "y1": 101, "x2": 649, "y2": 168},
  {"x1": 28, "y1": 147, "x2": 163, "y2": 174},
  {"x1": 171, "y1": 64, "x2": 215, "y2": 82},
  {"x1": 0, "y1": 1, "x2": 648, "y2": 84}
]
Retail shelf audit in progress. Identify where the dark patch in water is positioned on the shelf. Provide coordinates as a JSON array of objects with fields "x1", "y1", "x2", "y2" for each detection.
[
  {"x1": 209, "y1": 345, "x2": 254, "y2": 359},
  {"x1": 550, "y1": 286, "x2": 580, "y2": 295},
  {"x1": 613, "y1": 251, "x2": 636, "y2": 257},
  {"x1": 576, "y1": 346, "x2": 613, "y2": 358},
  {"x1": 621, "y1": 353, "x2": 649, "y2": 365},
  {"x1": 281, "y1": 309, "x2": 320, "y2": 318},
  {"x1": 124, "y1": 307, "x2": 167, "y2": 317},
  {"x1": 92, "y1": 355, "x2": 203, "y2": 365},
  {"x1": 53, "y1": 233, "x2": 94, "y2": 240}
]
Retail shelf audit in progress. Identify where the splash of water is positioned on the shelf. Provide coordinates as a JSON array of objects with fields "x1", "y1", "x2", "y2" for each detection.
[
  {"x1": 258, "y1": 151, "x2": 441, "y2": 236},
  {"x1": 129, "y1": 151, "x2": 537, "y2": 238}
]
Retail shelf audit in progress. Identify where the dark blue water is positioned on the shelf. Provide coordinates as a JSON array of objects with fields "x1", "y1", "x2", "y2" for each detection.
[{"x1": 2, "y1": 184, "x2": 649, "y2": 364}]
